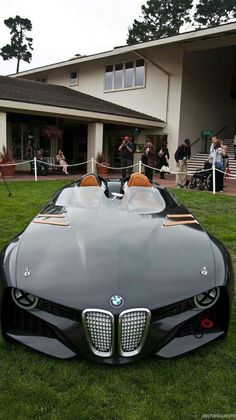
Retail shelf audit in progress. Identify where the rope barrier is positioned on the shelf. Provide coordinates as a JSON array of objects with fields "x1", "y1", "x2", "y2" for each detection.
[
  {"x1": 94, "y1": 160, "x2": 139, "y2": 171},
  {"x1": 2, "y1": 158, "x2": 236, "y2": 175},
  {"x1": 31, "y1": 159, "x2": 92, "y2": 168},
  {"x1": 0, "y1": 160, "x2": 33, "y2": 166},
  {"x1": 1, "y1": 158, "x2": 236, "y2": 193}
]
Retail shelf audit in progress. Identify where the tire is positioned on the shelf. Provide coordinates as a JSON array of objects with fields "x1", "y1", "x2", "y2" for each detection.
[
  {"x1": 206, "y1": 174, "x2": 212, "y2": 191},
  {"x1": 189, "y1": 180, "x2": 196, "y2": 189},
  {"x1": 199, "y1": 182, "x2": 204, "y2": 191}
]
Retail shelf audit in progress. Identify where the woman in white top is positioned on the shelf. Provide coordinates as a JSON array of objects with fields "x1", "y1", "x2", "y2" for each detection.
[
  {"x1": 56, "y1": 149, "x2": 69, "y2": 174},
  {"x1": 208, "y1": 138, "x2": 225, "y2": 191}
]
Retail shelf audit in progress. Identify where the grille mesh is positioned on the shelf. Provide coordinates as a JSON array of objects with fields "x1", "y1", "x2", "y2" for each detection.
[
  {"x1": 119, "y1": 309, "x2": 151, "y2": 356},
  {"x1": 82, "y1": 308, "x2": 150, "y2": 358},
  {"x1": 6, "y1": 299, "x2": 55, "y2": 338},
  {"x1": 82, "y1": 310, "x2": 114, "y2": 357}
]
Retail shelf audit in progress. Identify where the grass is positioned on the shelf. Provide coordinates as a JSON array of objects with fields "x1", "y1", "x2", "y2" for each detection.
[{"x1": 0, "y1": 181, "x2": 235, "y2": 420}]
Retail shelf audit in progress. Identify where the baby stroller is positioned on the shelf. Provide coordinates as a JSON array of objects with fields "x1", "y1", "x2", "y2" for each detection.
[{"x1": 189, "y1": 162, "x2": 212, "y2": 191}]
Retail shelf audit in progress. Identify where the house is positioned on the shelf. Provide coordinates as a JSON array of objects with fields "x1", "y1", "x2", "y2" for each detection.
[
  {"x1": 1, "y1": 22, "x2": 236, "y2": 171},
  {"x1": 0, "y1": 76, "x2": 163, "y2": 172}
]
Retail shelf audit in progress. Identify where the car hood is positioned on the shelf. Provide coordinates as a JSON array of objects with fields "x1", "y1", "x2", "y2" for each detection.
[{"x1": 15, "y1": 207, "x2": 217, "y2": 311}]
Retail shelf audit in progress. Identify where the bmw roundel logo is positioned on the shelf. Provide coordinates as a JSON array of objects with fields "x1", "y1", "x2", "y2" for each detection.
[
  {"x1": 110, "y1": 295, "x2": 124, "y2": 307},
  {"x1": 23, "y1": 267, "x2": 31, "y2": 277},
  {"x1": 200, "y1": 266, "x2": 208, "y2": 276}
]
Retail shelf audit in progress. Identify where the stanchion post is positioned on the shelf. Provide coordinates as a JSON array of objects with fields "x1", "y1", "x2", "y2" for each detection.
[
  {"x1": 212, "y1": 164, "x2": 216, "y2": 195},
  {"x1": 138, "y1": 160, "x2": 142, "y2": 173},
  {"x1": 91, "y1": 157, "x2": 94, "y2": 173},
  {"x1": 34, "y1": 157, "x2": 38, "y2": 182}
]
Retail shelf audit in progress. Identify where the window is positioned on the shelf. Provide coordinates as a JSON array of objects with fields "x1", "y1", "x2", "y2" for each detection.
[
  {"x1": 105, "y1": 65, "x2": 113, "y2": 91},
  {"x1": 124, "y1": 62, "x2": 133, "y2": 88},
  {"x1": 114, "y1": 63, "x2": 123, "y2": 89},
  {"x1": 135, "y1": 60, "x2": 145, "y2": 87},
  {"x1": 69, "y1": 71, "x2": 78, "y2": 86},
  {"x1": 105, "y1": 59, "x2": 145, "y2": 91}
]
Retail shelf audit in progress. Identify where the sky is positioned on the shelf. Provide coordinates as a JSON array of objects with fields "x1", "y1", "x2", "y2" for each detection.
[{"x1": 0, "y1": 0, "x2": 146, "y2": 75}]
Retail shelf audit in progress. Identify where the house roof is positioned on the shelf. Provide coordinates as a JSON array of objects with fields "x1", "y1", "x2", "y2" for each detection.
[
  {"x1": 11, "y1": 22, "x2": 236, "y2": 77},
  {"x1": 0, "y1": 76, "x2": 163, "y2": 124}
]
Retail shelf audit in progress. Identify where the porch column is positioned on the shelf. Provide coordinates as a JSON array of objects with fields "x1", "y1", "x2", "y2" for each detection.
[
  {"x1": 0, "y1": 112, "x2": 7, "y2": 153},
  {"x1": 87, "y1": 122, "x2": 103, "y2": 173}
]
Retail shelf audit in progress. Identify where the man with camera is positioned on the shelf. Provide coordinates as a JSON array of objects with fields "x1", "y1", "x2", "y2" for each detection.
[{"x1": 119, "y1": 135, "x2": 136, "y2": 178}]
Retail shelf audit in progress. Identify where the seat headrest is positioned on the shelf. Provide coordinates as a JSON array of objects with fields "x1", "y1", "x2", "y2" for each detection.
[
  {"x1": 127, "y1": 173, "x2": 152, "y2": 187},
  {"x1": 80, "y1": 174, "x2": 100, "y2": 187}
]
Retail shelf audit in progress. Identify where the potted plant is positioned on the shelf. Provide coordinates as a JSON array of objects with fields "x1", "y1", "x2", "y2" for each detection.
[
  {"x1": 0, "y1": 146, "x2": 16, "y2": 177},
  {"x1": 96, "y1": 152, "x2": 109, "y2": 177}
]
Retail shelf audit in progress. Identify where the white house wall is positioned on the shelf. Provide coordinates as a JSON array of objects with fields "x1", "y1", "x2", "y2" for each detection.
[
  {"x1": 179, "y1": 46, "x2": 236, "y2": 155},
  {"x1": 44, "y1": 53, "x2": 169, "y2": 122},
  {"x1": 27, "y1": 45, "x2": 184, "y2": 165},
  {"x1": 143, "y1": 45, "x2": 184, "y2": 163}
]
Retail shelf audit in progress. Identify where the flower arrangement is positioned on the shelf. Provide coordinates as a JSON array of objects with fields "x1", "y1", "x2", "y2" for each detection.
[
  {"x1": 0, "y1": 146, "x2": 15, "y2": 163},
  {"x1": 96, "y1": 152, "x2": 107, "y2": 164},
  {"x1": 41, "y1": 125, "x2": 63, "y2": 140},
  {"x1": 96, "y1": 152, "x2": 109, "y2": 176},
  {"x1": 0, "y1": 146, "x2": 16, "y2": 177}
]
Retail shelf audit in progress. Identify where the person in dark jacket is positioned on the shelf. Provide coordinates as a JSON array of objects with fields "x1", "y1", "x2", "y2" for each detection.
[
  {"x1": 174, "y1": 139, "x2": 191, "y2": 188},
  {"x1": 157, "y1": 142, "x2": 170, "y2": 179},
  {"x1": 119, "y1": 135, "x2": 136, "y2": 178},
  {"x1": 142, "y1": 140, "x2": 156, "y2": 181}
]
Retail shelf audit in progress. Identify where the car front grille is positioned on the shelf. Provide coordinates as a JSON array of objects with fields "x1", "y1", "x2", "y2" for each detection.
[
  {"x1": 82, "y1": 308, "x2": 151, "y2": 358},
  {"x1": 119, "y1": 309, "x2": 151, "y2": 356},
  {"x1": 82, "y1": 309, "x2": 115, "y2": 357}
]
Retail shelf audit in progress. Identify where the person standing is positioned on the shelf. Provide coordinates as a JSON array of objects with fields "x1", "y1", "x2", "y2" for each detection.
[
  {"x1": 119, "y1": 135, "x2": 136, "y2": 178},
  {"x1": 142, "y1": 140, "x2": 156, "y2": 181},
  {"x1": 207, "y1": 138, "x2": 225, "y2": 192},
  {"x1": 174, "y1": 139, "x2": 191, "y2": 188},
  {"x1": 157, "y1": 142, "x2": 170, "y2": 179},
  {"x1": 222, "y1": 145, "x2": 230, "y2": 179}
]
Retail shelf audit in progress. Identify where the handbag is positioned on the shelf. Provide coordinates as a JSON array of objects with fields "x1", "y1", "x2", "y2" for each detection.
[{"x1": 160, "y1": 165, "x2": 170, "y2": 173}]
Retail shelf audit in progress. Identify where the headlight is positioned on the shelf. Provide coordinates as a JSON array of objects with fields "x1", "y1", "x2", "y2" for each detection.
[
  {"x1": 194, "y1": 287, "x2": 220, "y2": 309},
  {"x1": 11, "y1": 288, "x2": 39, "y2": 310}
]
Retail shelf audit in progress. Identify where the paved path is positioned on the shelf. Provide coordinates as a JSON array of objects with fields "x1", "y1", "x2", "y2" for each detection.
[
  {"x1": 1, "y1": 172, "x2": 236, "y2": 196},
  {"x1": 153, "y1": 174, "x2": 236, "y2": 196}
]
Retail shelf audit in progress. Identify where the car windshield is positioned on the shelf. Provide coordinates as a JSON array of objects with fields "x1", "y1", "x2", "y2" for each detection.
[
  {"x1": 55, "y1": 186, "x2": 110, "y2": 208},
  {"x1": 55, "y1": 185, "x2": 166, "y2": 214},
  {"x1": 120, "y1": 186, "x2": 166, "y2": 214}
]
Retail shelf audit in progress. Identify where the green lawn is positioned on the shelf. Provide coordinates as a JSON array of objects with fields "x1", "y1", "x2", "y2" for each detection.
[{"x1": 0, "y1": 181, "x2": 235, "y2": 420}]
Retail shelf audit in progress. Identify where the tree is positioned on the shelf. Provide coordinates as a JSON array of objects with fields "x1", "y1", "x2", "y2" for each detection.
[
  {"x1": 0, "y1": 15, "x2": 33, "y2": 73},
  {"x1": 194, "y1": 0, "x2": 236, "y2": 28},
  {"x1": 127, "y1": 0, "x2": 193, "y2": 45}
]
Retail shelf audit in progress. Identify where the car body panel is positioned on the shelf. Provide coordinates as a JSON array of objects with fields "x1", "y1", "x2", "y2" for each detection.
[
  {"x1": 0, "y1": 175, "x2": 234, "y2": 364},
  {"x1": 13, "y1": 206, "x2": 218, "y2": 311}
]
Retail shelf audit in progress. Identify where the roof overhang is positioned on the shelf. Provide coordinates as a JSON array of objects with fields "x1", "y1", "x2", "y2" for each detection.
[
  {"x1": 0, "y1": 99, "x2": 165, "y2": 129},
  {"x1": 11, "y1": 22, "x2": 236, "y2": 78}
]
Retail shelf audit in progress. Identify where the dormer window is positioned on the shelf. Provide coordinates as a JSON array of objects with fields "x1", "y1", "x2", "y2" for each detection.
[
  {"x1": 69, "y1": 71, "x2": 78, "y2": 86},
  {"x1": 105, "y1": 59, "x2": 145, "y2": 91}
]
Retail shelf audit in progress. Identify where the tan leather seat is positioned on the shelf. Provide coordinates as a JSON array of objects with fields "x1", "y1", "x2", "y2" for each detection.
[
  {"x1": 127, "y1": 172, "x2": 152, "y2": 188},
  {"x1": 80, "y1": 174, "x2": 100, "y2": 187}
]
